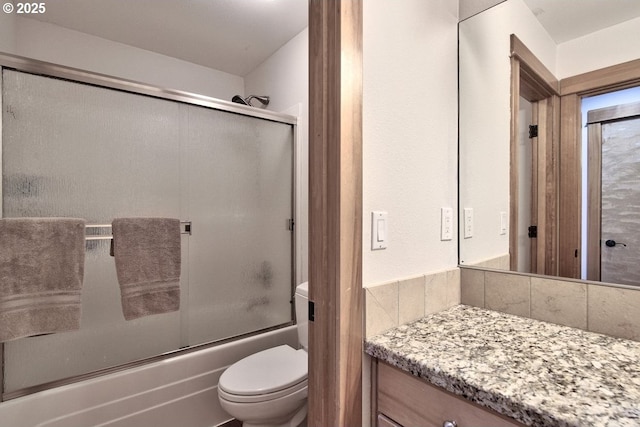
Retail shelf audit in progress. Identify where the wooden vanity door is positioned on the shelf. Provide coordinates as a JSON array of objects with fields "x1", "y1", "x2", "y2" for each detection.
[
  {"x1": 374, "y1": 361, "x2": 525, "y2": 427},
  {"x1": 377, "y1": 413, "x2": 402, "y2": 427}
]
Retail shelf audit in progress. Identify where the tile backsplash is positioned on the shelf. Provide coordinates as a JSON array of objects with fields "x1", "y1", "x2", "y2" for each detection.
[
  {"x1": 364, "y1": 268, "x2": 460, "y2": 338},
  {"x1": 461, "y1": 267, "x2": 640, "y2": 341},
  {"x1": 365, "y1": 265, "x2": 640, "y2": 342}
]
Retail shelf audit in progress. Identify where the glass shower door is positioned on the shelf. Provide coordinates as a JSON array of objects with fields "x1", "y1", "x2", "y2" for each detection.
[
  {"x1": 1, "y1": 69, "x2": 294, "y2": 395},
  {"x1": 2, "y1": 69, "x2": 184, "y2": 392},
  {"x1": 185, "y1": 105, "x2": 293, "y2": 345}
]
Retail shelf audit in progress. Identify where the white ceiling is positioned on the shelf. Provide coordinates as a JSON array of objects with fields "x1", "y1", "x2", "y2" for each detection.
[
  {"x1": 25, "y1": 0, "x2": 308, "y2": 76},
  {"x1": 523, "y1": 0, "x2": 640, "y2": 44},
  {"x1": 26, "y1": 0, "x2": 640, "y2": 76}
]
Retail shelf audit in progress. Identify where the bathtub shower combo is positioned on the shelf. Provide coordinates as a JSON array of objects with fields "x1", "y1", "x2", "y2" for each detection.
[{"x1": 0, "y1": 54, "x2": 298, "y2": 423}]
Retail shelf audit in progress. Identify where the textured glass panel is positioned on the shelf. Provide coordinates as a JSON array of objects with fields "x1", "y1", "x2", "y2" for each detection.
[
  {"x1": 600, "y1": 118, "x2": 640, "y2": 286},
  {"x1": 2, "y1": 70, "x2": 183, "y2": 391},
  {"x1": 1, "y1": 69, "x2": 294, "y2": 394},
  {"x1": 186, "y1": 105, "x2": 293, "y2": 345}
]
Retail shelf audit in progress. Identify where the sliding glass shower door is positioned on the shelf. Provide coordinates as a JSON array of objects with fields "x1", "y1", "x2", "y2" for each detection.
[
  {"x1": 185, "y1": 105, "x2": 293, "y2": 345},
  {"x1": 1, "y1": 69, "x2": 294, "y2": 395}
]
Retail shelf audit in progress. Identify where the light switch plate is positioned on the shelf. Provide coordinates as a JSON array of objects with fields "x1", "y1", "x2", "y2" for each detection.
[
  {"x1": 441, "y1": 207, "x2": 453, "y2": 241},
  {"x1": 500, "y1": 211, "x2": 507, "y2": 235},
  {"x1": 464, "y1": 208, "x2": 473, "y2": 239},
  {"x1": 371, "y1": 211, "x2": 388, "y2": 250}
]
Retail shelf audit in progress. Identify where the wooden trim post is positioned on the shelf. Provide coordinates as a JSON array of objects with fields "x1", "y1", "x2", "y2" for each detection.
[{"x1": 308, "y1": 1, "x2": 363, "y2": 426}]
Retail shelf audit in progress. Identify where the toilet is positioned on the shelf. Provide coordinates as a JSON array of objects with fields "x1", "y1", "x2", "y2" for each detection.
[{"x1": 218, "y1": 282, "x2": 309, "y2": 427}]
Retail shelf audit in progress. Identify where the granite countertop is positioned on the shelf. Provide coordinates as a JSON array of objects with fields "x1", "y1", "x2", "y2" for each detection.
[{"x1": 365, "y1": 305, "x2": 640, "y2": 427}]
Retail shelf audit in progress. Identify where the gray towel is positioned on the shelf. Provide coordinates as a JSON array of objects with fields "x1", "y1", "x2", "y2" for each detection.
[
  {"x1": 0, "y1": 217, "x2": 86, "y2": 342},
  {"x1": 112, "y1": 218, "x2": 181, "y2": 320}
]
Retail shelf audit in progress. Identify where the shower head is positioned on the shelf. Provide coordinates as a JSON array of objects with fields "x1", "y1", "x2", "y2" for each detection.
[
  {"x1": 245, "y1": 95, "x2": 270, "y2": 107},
  {"x1": 232, "y1": 95, "x2": 249, "y2": 105},
  {"x1": 231, "y1": 95, "x2": 270, "y2": 108}
]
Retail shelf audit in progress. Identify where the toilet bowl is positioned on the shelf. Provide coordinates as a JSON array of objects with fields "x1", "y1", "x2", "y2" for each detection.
[{"x1": 218, "y1": 282, "x2": 309, "y2": 427}]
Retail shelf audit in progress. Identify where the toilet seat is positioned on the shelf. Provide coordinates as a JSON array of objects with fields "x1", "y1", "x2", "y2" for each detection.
[
  {"x1": 219, "y1": 378, "x2": 308, "y2": 404},
  {"x1": 219, "y1": 345, "x2": 308, "y2": 404}
]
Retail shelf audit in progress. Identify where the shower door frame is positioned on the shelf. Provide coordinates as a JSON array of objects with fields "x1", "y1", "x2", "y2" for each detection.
[{"x1": 0, "y1": 52, "x2": 299, "y2": 401}]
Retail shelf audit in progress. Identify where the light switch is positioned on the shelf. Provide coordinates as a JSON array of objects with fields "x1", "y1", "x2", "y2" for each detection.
[
  {"x1": 377, "y1": 219, "x2": 386, "y2": 242},
  {"x1": 500, "y1": 211, "x2": 508, "y2": 235},
  {"x1": 441, "y1": 207, "x2": 453, "y2": 241},
  {"x1": 371, "y1": 211, "x2": 388, "y2": 250},
  {"x1": 464, "y1": 208, "x2": 473, "y2": 239}
]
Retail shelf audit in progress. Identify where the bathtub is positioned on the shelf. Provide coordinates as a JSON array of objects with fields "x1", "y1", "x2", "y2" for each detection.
[{"x1": 0, "y1": 326, "x2": 298, "y2": 427}]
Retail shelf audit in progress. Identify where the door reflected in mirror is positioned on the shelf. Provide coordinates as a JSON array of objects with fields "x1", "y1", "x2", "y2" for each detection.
[
  {"x1": 459, "y1": 0, "x2": 640, "y2": 287},
  {"x1": 585, "y1": 94, "x2": 640, "y2": 285}
]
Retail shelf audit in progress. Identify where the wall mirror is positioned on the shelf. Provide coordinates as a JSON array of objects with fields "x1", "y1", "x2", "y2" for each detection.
[{"x1": 459, "y1": 0, "x2": 640, "y2": 286}]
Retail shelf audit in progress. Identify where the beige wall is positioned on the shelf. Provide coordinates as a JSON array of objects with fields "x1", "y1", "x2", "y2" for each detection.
[
  {"x1": 0, "y1": 12, "x2": 15, "y2": 54},
  {"x1": 556, "y1": 15, "x2": 640, "y2": 79},
  {"x1": 459, "y1": 0, "x2": 504, "y2": 21},
  {"x1": 363, "y1": 0, "x2": 459, "y2": 287},
  {"x1": 11, "y1": 17, "x2": 243, "y2": 101},
  {"x1": 361, "y1": 1, "x2": 459, "y2": 423}
]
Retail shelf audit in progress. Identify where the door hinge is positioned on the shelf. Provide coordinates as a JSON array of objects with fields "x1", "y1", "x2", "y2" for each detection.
[
  {"x1": 287, "y1": 218, "x2": 295, "y2": 231},
  {"x1": 528, "y1": 225, "x2": 538, "y2": 238},
  {"x1": 529, "y1": 125, "x2": 538, "y2": 138},
  {"x1": 308, "y1": 301, "x2": 315, "y2": 322}
]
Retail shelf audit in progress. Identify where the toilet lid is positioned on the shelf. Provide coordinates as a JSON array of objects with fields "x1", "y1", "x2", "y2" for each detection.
[{"x1": 219, "y1": 345, "x2": 308, "y2": 396}]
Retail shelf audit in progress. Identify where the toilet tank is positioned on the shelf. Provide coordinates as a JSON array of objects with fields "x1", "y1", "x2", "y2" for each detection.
[{"x1": 294, "y1": 282, "x2": 309, "y2": 351}]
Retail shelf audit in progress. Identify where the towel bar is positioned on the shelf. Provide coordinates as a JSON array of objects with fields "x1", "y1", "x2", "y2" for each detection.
[{"x1": 85, "y1": 221, "x2": 192, "y2": 241}]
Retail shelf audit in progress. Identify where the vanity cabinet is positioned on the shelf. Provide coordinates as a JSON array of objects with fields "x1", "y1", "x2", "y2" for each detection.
[{"x1": 373, "y1": 360, "x2": 525, "y2": 427}]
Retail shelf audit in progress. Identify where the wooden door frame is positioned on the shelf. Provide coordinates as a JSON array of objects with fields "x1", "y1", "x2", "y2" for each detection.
[
  {"x1": 530, "y1": 101, "x2": 539, "y2": 271},
  {"x1": 586, "y1": 121, "x2": 602, "y2": 281},
  {"x1": 509, "y1": 35, "x2": 559, "y2": 275},
  {"x1": 585, "y1": 102, "x2": 640, "y2": 281},
  {"x1": 308, "y1": 1, "x2": 363, "y2": 426},
  {"x1": 558, "y1": 58, "x2": 640, "y2": 278}
]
